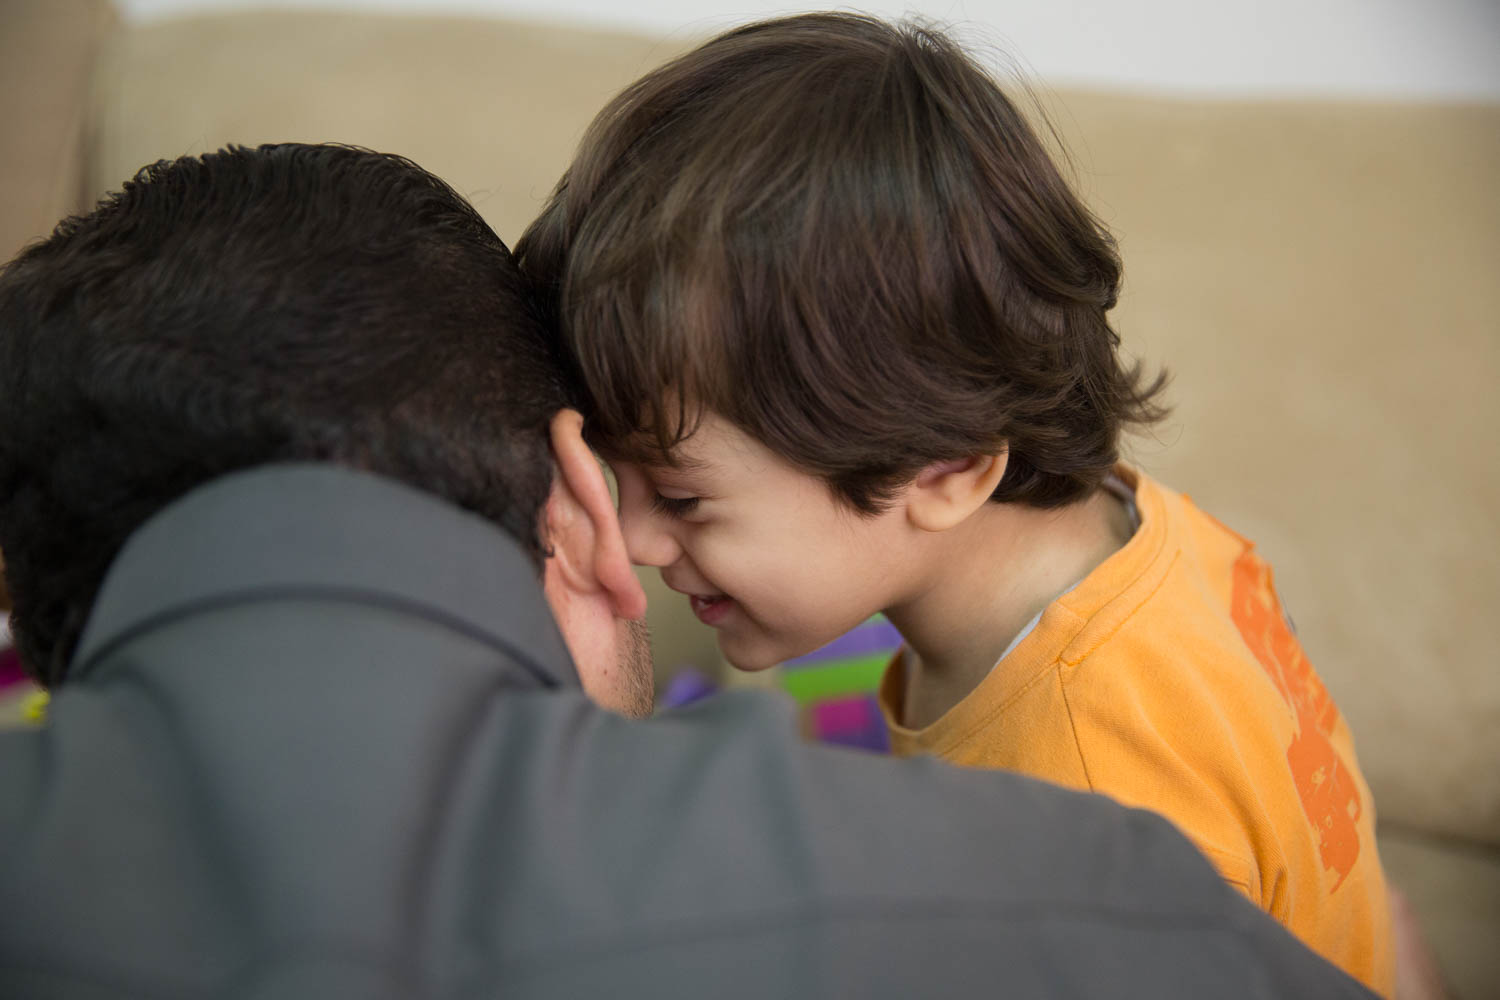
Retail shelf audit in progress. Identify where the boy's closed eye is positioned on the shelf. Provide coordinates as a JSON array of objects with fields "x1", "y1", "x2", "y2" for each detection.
[{"x1": 650, "y1": 493, "x2": 701, "y2": 519}]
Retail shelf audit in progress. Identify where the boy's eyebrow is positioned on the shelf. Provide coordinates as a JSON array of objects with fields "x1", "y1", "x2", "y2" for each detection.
[
  {"x1": 598, "y1": 438, "x2": 716, "y2": 476},
  {"x1": 667, "y1": 452, "x2": 715, "y2": 475}
]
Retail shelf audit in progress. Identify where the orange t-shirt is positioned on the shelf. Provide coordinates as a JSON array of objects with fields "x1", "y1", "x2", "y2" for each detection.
[{"x1": 880, "y1": 468, "x2": 1394, "y2": 996}]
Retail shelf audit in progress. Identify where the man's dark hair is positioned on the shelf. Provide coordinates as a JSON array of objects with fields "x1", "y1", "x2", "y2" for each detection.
[
  {"x1": 518, "y1": 12, "x2": 1167, "y2": 514},
  {"x1": 0, "y1": 143, "x2": 568, "y2": 686}
]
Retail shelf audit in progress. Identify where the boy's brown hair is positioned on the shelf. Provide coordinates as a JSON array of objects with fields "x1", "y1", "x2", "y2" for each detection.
[{"x1": 518, "y1": 12, "x2": 1166, "y2": 512}]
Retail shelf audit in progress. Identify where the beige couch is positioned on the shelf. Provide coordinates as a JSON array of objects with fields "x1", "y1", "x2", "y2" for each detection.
[{"x1": 3, "y1": 2, "x2": 1497, "y2": 995}]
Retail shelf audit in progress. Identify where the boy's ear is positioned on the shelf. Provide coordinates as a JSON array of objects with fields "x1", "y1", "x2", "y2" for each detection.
[
  {"x1": 904, "y1": 449, "x2": 1009, "y2": 533},
  {"x1": 544, "y1": 410, "x2": 648, "y2": 621}
]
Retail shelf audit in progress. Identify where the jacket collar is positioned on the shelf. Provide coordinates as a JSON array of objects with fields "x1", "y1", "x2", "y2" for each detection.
[{"x1": 70, "y1": 463, "x2": 577, "y2": 689}]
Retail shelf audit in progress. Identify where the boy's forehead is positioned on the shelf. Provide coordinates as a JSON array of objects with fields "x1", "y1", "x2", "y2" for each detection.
[
  {"x1": 607, "y1": 412, "x2": 750, "y2": 476},
  {"x1": 660, "y1": 439, "x2": 729, "y2": 477},
  {"x1": 667, "y1": 412, "x2": 762, "y2": 469},
  {"x1": 602, "y1": 431, "x2": 716, "y2": 476}
]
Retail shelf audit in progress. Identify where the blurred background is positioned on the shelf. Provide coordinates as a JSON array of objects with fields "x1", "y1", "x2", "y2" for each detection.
[{"x1": 1, "y1": 0, "x2": 1497, "y2": 994}]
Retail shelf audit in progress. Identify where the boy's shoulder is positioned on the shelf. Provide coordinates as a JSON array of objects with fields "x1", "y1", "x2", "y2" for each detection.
[
  {"x1": 966, "y1": 466, "x2": 1336, "y2": 854},
  {"x1": 1061, "y1": 467, "x2": 1319, "y2": 733},
  {"x1": 1052, "y1": 467, "x2": 1259, "y2": 660},
  {"x1": 1059, "y1": 470, "x2": 1392, "y2": 995}
]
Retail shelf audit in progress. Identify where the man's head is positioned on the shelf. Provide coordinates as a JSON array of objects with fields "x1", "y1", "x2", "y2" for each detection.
[
  {"x1": 0, "y1": 143, "x2": 649, "y2": 712},
  {"x1": 517, "y1": 13, "x2": 1165, "y2": 668}
]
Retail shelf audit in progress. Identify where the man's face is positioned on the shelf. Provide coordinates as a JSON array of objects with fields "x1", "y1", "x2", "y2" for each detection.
[
  {"x1": 610, "y1": 411, "x2": 916, "y2": 671},
  {"x1": 608, "y1": 616, "x2": 655, "y2": 718},
  {"x1": 558, "y1": 596, "x2": 655, "y2": 719}
]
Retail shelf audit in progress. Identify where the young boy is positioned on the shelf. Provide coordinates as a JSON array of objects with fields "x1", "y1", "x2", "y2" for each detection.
[{"x1": 517, "y1": 12, "x2": 1394, "y2": 995}]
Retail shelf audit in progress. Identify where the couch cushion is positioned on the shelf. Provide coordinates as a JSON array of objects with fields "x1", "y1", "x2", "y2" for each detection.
[{"x1": 1379, "y1": 823, "x2": 1500, "y2": 999}]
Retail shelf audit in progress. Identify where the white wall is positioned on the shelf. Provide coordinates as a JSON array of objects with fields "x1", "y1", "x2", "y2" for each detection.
[{"x1": 115, "y1": 0, "x2": 1500, "y2": 100}]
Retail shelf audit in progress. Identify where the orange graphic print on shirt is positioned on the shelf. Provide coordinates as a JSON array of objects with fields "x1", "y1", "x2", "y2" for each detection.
[{"x1": 1231, "y1": 549, "x2": 1362, "y2": 891}]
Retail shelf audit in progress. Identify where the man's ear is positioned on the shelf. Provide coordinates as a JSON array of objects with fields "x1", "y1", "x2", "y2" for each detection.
[
  {"x1": 904, "y1": 448, "x2": 1009, "y2": 533},
  {"x1": 545, "y1": 410, "x2": 648, "y2": 621}
]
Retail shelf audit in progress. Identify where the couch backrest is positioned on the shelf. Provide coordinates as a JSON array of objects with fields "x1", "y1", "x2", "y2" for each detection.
[{"x1": 0, "y1": 0, "x2": 116, "y2": 263}]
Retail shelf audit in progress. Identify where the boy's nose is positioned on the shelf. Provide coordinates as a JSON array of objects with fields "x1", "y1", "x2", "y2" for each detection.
[{"x1": 619, "y1": 503, "x2": 682, "y2": 568}]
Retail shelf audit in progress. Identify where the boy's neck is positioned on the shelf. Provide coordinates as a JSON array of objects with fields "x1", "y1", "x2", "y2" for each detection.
[{"x1": 886, "y1": 484, "x2": 1135, "y2": 730}]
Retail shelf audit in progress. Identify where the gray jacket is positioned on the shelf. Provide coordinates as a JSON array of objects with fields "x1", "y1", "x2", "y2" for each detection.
[{"x1": 0, "y1": 465, "x2": 1375, "y2": 999}]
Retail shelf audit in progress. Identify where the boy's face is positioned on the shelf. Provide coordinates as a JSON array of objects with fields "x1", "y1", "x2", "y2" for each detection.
[{"x1": 610, "y1": 412, "x2": 917, "y2": 670}]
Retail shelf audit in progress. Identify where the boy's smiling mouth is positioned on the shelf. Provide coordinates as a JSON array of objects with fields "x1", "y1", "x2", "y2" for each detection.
[{"x1": 688, "y1": 593, "x2": 734, "y2": 626}]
